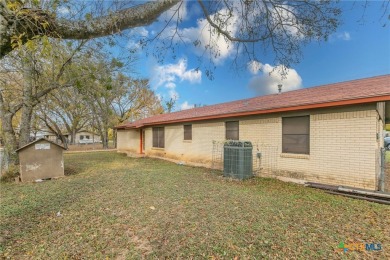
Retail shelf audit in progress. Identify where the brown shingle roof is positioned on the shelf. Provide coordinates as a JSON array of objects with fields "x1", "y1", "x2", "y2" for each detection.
[{"x1": 117, "y1": 75, "x2": 390, "y2": 129}]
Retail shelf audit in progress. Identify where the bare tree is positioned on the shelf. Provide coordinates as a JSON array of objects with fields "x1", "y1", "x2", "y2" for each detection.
[
  {"x1": 0, "y1": 0, "x2": 344, "y2": 69},
  {"x1": 111, "y1": 76, "x2": 164, "y2": 123},
  {"x1": 38, "y1": 88, "x2": 91, "y2": 145},
  {"x1": 164, "y1": 97, "x2": 176, "y2": 113},
  {"x1": 83, "y1": 71, "x2": 163, "y2": 149},
  {"x1": 0, "y1": 39, "x2": 86, "y2": 162}
]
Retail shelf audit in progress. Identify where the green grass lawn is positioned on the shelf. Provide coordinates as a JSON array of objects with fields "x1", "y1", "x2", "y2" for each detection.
[{"x1": 1, "y1": 152, "x2": 389, "y2": 259}]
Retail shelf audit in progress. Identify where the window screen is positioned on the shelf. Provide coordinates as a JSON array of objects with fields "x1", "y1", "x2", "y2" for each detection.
[
  {"x1": 282, "y1": 116, "x2": 310, "y2": 154},
  {"x1": 184, "y1": 125, "x2": 192, "y2": 140},
  {"x1": 225, "y1": 121, "x2": 239, "y2": 140},
  {"x1": 152, "y1": 127, "x2": 165, "y2": 148}
]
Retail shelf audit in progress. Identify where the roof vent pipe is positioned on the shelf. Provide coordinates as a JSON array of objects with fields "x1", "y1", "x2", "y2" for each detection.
[{"x1": 278, "y1": 84, "x2": 283, "y2": 94}]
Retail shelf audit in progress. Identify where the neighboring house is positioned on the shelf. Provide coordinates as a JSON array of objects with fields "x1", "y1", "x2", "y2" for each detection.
[
  {"x1": 74, "y1": 131, "x2": 101, "y2": 144},
  {"x1": 37, "y1": 131, "x2": 101, "y2": 144},
  {"x1": 116, "y1": 75, "x2": 390, "y2": 191}
]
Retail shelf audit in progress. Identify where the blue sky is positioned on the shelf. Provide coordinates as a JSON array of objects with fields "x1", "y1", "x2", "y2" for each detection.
[{"x1": 127, "y1": 1, "x2": 390, "y2": 111}]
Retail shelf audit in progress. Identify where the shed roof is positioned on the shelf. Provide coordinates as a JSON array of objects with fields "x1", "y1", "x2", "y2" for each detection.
[
  {"x1": 117, "y1": 74, "x2": 390, "y2": 129},
  {"x1": 15, "y1": 138, "x2": 67, "y2": 153}
]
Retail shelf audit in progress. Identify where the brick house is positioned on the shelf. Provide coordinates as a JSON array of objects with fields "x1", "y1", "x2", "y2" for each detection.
[{"x1": 116, "y1": 75, "x2": 390, "y2": 190}]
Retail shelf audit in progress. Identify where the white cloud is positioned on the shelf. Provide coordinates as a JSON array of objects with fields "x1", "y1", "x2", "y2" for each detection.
[
  {"x1": 165, "y1": 82, "x2": 176, "y2": 89},
  {"x1": 126, "y1": 27, "x2": 149, "y2": 50},
  {"x1": 247, "y1": 61, "x2": 263, "y2": 75},
  {"x1": 172, "y1": 8, "x2": 239, "y2": 64},
  {"x1": 271, "y1": 4, "x2": 304, "y2": 38},
  {"x1": 168, "y1": 89, "x2": 179, "y2": 100},
  {"x1": 57, "y1": 6, "x2": 70, "y2": 15},
  {"x1": 159, "y1": 1, "x2": 188, "y2": 22},
  {"x1": 247, "y1": 61, "x2": 302, "y2": 95},
  {"x1": 337, "y1": 31, "x2": 351, "y2": 41},
  {"x1": 135, "y1": 27, "x2": 149, "y2": 38},
  {"x1": 180, "y1": 101, "x2": 194, "y2": 110},
  {"x1": 329, "y1": 31, "x2": 351, "y2": 42},
  {"x1": 153, "y1": 59, "x2": 201, "y2": 88},
  {"x1": 151, "y1": 59, "x2": 201, "y2": 105}
]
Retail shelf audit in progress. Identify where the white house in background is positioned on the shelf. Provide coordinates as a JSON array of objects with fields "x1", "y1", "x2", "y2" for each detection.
[
  {"x1": 31, "y1": 130, "x2": 101, "y2": 144},
  {"x1": 74, "y1": 131, "x2": 101, "y2": 144}
]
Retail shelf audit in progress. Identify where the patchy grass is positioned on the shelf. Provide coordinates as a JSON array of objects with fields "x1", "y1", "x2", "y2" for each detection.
[
  {"x1": 1, "y1": 152, "x2": 389, "y2": 259},
  {"x1": 67, "y1": 142, "x2": 115, "y2": 151}
]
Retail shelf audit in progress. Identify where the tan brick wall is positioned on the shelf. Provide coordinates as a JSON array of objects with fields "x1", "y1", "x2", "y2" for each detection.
[
  {"x1": 145, "y1": 121, "x2": 225, "y2": 164},
  {"x1": 117, "y1": 129, "x2": 139, "y2": 153},
  {"x1": 117, "y1": 104, "x2": 381, "y2": 190}
]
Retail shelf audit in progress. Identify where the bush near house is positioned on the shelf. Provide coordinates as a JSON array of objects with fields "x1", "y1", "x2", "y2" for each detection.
[
  {"x1": 0, "y1": 152, "x2": 389, "y2": 258},
  {"x1": 0, "y1": 165, "x2": 19, "y2": 183}
]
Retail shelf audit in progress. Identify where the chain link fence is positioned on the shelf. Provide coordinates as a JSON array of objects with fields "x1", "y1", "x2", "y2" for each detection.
[
  {"x1": 213, "y1": 140, "x2": 389, "y2": 191},
  {"x1": 380, "y1": 148, "x2": 389, "y2": 192}
]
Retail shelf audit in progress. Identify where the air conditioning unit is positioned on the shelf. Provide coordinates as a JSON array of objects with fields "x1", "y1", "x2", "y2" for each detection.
[{"x1": 223, "y1": 141, "x2": 253, "y2": 180}]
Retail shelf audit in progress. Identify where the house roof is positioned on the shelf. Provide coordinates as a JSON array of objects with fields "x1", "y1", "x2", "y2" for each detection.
[
  {"x1": 15, "y1": 138, "x2": 67, "y2": 152},
  {"x1": 116, "y1": 75, "x2": 390, "y2": 129}
]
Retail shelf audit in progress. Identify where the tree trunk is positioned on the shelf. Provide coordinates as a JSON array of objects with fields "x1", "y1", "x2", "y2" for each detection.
[
  {"x1": 0, "y1": 112, "x2": 18, "y2": 164},
  {"x1": 59, "y1": 135, "x2": 68, "y2": 149},
  {"x1": 114, "y1": 129, "x2": 117, "y2": 148},
  {"x1": 18, "y1": 52, "x2": 35, "y2": 148},
  {"x1": 102, "y1": 130, "x2": 109, "y2": 149},
  {"x1": 70, "y1": 130, "x2": 76, "y2": 145},
  {"x1": 18, "y1": 104, "x2": 34, "y2": 147}
]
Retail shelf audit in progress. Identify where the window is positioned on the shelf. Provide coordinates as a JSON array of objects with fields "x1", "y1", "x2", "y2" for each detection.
[
  {"x1": 85, "y1": 135, "x2": 90, "y2": 139},
  {"x1": 80, "y1": 135, "x2": 84, "y2": 140},
  {"x1": 282, "y1": 116, "x2": 310, "y2": 154},
  {"x1": 184, "y1": 125, "x2": 192, "y2": 140},
  {"x1": 225, "y1": 121, "x2": 239, "y2": 140},
  {"x1": 152, "y1": 127, "x2": 165, "y2": 148}
]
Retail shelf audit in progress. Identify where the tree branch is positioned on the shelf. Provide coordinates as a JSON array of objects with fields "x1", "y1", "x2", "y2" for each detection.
[{"x1": 1, "y1": 0, "x2": 181, "y2": 58}]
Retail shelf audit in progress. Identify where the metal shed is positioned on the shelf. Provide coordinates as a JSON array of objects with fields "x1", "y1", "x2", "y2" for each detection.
[{"x1": 16, "y1": 138, "x2": 66, "y2": 182}]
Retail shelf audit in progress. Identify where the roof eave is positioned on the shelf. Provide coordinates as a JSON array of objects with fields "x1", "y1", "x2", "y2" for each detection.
[
  {"x1": 130, "y1": 95, "x2": 390, "y2": 129},
  {"x1": 15, "y1": 138, "x2": 67, "y2": 152}
]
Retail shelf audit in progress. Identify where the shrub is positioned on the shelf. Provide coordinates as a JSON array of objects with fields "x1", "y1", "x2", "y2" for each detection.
[{"x1": 0, "y1": 165, "x2": 20, "y2": 182}]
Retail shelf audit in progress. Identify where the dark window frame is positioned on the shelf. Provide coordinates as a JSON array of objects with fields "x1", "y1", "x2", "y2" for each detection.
[
  {"x1": 225, "y1": 121, "x2": 239, "y2": 140},
  {"x1": 282, "y1": 116, "x2": 310, "y2": 154},
  {"x1": 152, "y1": 127, "x2": 165, "y2": 148},
  {"x1": 184, "y1": 125, "x2": 192, "y2": 140}
]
